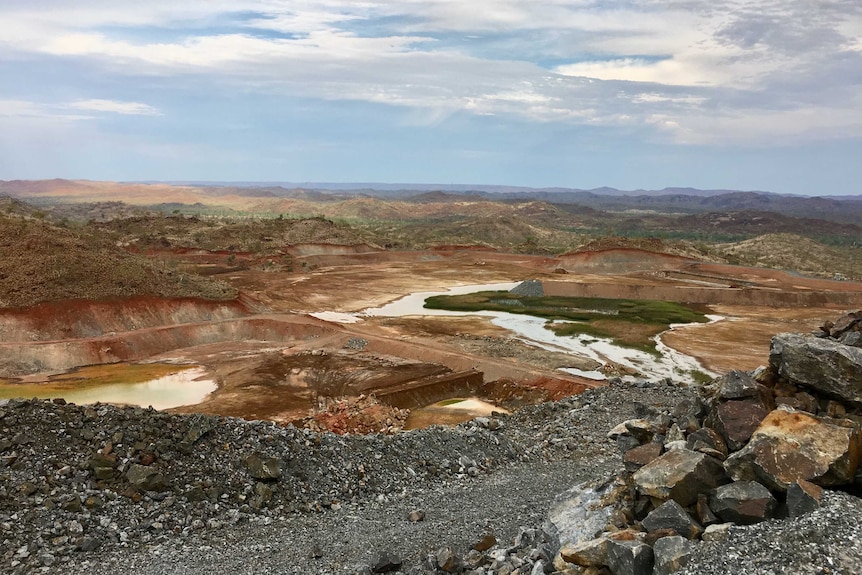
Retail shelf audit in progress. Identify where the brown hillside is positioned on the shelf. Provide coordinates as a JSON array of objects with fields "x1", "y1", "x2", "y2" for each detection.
[
  {"x1": 0, "y1": 214, "x2": 236, "y2": 308},
  {"x1": 713, "y1": 233, "x2": 862, "y2": 280}
]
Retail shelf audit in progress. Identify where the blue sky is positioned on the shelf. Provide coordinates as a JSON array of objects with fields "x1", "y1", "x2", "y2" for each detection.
[{"x1": 0, "y1": 1, "x2": 860, "y2": 195}]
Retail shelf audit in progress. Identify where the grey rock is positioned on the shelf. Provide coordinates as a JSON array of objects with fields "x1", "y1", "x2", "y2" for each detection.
[
  {"x1": 607, "y1": 539, "x2": 654, "y2": 575},
  {"x1": 715, "y1": 370, "x2": 760, "y2": 400},
  {"x1": 700, "y1": 523, "x2": 733, "y2": 542},
  {"x1": 841, "y1": 331, "x2": 862, "y2": 348},
  {"x1": 436, "y1": 547, "x2": 462, "y2": 573},
  {"x1": 243, "y1": 451, "x2": 282, "y2": 481},
  {"x1": 642, "y1": 500, "x2": 703, "y2": 539},
  {"x1": 370, "y1": 551, "x2": 402, "y2": 573},
  {"x1": 786, "y1": 480, "x2": 822, "y2": 517},
  {"x1": 770, "y1": 333, "x2": 862, "y2": 406},
  {"x1": 126, "y1": 464, "x2": 170, "y2": 491},
  {"x1": 633, "y1": 449, "x2": 728, "y2": 506},
  {"x1": 709, "y1": 481, "x2": 777, "y2": 525},
  {"x1": 653, "y1": 535, "x2": 693, "y2": 575}
]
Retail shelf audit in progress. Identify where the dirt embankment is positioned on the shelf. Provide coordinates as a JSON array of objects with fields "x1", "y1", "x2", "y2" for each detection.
[{"x1": 0, "y1": 296, "x2": 259, "y2": 342}]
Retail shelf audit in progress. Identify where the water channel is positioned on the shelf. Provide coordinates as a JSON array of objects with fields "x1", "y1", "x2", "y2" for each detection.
[{"x1": 360, "y1": 282, "x2": 719, "y2": 384}]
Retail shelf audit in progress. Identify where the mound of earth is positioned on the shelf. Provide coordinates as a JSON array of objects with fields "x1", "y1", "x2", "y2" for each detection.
[
  {"x1": 0, "y1": 214, "x2": 235, "y2": 308},
  {"x1": 714, "y1": 233, "x2": 862, "y2": 280}
]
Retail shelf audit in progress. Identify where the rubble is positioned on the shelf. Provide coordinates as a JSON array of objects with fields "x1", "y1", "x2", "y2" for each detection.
[
  {"x1": 553, "y1": 310, "x2": 862, "y2": 575},
  {"x1": 2, "y1": 310, "x2": 861, "y2": 574}
]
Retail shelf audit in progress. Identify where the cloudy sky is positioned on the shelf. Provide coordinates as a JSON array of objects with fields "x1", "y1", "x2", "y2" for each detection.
[{"x1": 1, "y1": 1, "x2": 861, "y2": 195}]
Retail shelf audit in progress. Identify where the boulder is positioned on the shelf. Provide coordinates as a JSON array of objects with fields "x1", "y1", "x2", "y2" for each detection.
[
  {"x1": 606, "y1": 540, "x2": 654, "y2": 575},
  {"x1": 625, "y1": 419, "x2": 660, "y2": 443},
  {"x1": 652, "y1": 536, "x2": 694, "y2": 575},
  {"x1": 724, "y1": 406, "x2": 862, "y2": 490},
  {"x1": 623, "y1": 442, "x2": 663, "y2": 473},
  {"x1": 770, "y1": 333, "x2": 862, "y2": 406},
  {"x1": 559, "y1": 537, "x2": 609, "y2": 568},
  {"x1": 632, "y1": 449, "x2": 728, "y2": 506},
  {"x1": 709, "y1": 481, "x2": 777, "y2": 525},
  {"x1": 705, "y1": 399, "x2": 769, "y2": 451},
  {"x1": 641, "y1": 500, "x2": 703, "y2": 539},
  {"x1": 243, "y1": 452, "x2": 282, "y2": 481},
  {"x1": 685, "y1": 428, "x2": 728, "y2": 459},
  {"x1": 714, "y1": 370, "x2": 760, "y2": 400},
  {"x1": 786, "y1": 480, "x2": 822, "y2": 517},
  {"x1": 829, "y1": 310, "x2": 861, "y2": 338}
]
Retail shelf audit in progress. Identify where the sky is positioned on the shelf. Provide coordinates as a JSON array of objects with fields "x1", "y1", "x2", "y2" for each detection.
[{"x1": 0, "y1": 1, "x2": 861, "y2": 195}]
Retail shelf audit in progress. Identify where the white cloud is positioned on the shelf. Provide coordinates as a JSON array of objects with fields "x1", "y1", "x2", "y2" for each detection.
[
  {"x1": 68, "y1": 99, "x2": 161, "y2": 116},
  {"x1": 0, "y1": 1, "x2": 860, "y2": 145}
]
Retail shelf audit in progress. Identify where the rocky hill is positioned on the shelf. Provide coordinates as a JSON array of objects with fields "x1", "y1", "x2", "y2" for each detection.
[
  {"x1": 1, "y1": 312, "x2": 860, "y2": 574},
  {"x1": 0, "y1": 213, "x2": 236, "y2": 308}
]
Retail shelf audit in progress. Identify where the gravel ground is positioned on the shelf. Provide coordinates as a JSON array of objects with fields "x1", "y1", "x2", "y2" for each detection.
[{"x1": 3, "y1": 378, "x2": 861, "y2": 574}]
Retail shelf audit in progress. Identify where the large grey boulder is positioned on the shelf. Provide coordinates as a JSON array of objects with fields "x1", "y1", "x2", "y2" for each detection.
[
  {"x1": 633, "y1": 449, "x2": 728, "y2": 506},
  {"x1": 709, "y1": 481, "x2": 777, "y2": 525},
  {"x1": 724, "y1": 406, "x2": 861, "y2": 490},
  {"x1": 770, "y1": 333, "x2": 862, "y2": 406}
]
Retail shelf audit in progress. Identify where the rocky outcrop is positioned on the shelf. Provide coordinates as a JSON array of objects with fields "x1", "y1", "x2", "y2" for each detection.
[
  {"x1": 724, "y1": 407, "x2": 861, "y2": 490},
  {"x1": 770, "y1": 313, "x2": 862, "y2": 405},
  {"x1": 556, "y1": 310, "x2": 862, "y2": 575}
]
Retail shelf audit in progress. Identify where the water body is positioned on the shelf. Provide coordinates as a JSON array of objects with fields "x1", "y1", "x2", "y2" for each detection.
[
  {"x1": 360, "y1": 283, "x2": 720, "y2": 383},
  {"x1": 0, "y1": 366, "x2": 216, "y2": 410}
]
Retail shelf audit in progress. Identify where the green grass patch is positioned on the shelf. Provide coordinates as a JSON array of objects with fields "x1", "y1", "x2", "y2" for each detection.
[{"x1": 424, "y1": 291, "x2": 708, "y2": 352}]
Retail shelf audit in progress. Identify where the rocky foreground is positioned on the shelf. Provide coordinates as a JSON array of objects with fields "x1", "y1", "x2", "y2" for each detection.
[{"x1": 2, "y1": 312, "x2": 861, "y2": 574}]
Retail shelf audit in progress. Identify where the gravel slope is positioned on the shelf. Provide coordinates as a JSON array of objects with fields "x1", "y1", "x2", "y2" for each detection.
[{"x1": 4, "y1": 379, "x2": 861, "y2": 574}]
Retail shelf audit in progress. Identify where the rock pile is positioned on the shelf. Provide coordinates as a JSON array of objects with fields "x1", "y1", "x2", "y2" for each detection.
[{"x1": 552, "y1": 310, "x2": 862, "y2": 575}]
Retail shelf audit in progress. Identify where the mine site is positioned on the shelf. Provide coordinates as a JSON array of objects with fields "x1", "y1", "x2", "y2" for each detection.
[
  {"x1": 1, "y1": 178, "x2": 862, "y2": 575},
  {"x1": 3, "y1": 3, "x2": 862, "y2": 574}
]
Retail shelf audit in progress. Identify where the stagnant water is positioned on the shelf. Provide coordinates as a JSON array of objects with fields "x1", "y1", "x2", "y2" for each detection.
[
  {"x1": 359, "y1": 282, "x2": 720, "y2": 384},
  {"x1": 0, "y1": 365, "x2": 216, "y2": 410}
]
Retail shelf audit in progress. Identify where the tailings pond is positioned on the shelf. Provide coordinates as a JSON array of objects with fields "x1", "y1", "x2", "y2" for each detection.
[
  {"x1": 0, "y1": 363, "x2": 215, "y2": 410},
  {"x1": 361, "y1": 282, "x2": 719, "y2": 383}
]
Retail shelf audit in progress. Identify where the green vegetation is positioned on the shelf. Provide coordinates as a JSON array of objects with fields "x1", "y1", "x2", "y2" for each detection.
[{"x1": 424, "y1": 291, "x2": 709, "y2": 352}]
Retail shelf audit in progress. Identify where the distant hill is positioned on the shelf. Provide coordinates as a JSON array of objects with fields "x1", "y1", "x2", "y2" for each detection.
[{"x1": 0, "y1": 212, "x2": 236, "y2": 308}]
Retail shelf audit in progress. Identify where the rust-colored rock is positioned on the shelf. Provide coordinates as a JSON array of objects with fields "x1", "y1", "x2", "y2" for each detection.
[
  {"x1": 706, "y1": 399, "x2": 769, "y2": 451},
  {"x1": 724, "y1": 406, "x2": 862, "y2": 491},
  {"x1": 624, "y1": 442, "x2": 663, "y2": 473},
  {"x1": 560, "y1": 536, "x2": 610, "y2": 567},
  {"x1": 632, "y1": 449, "x2": 728, "y2": 507}
]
